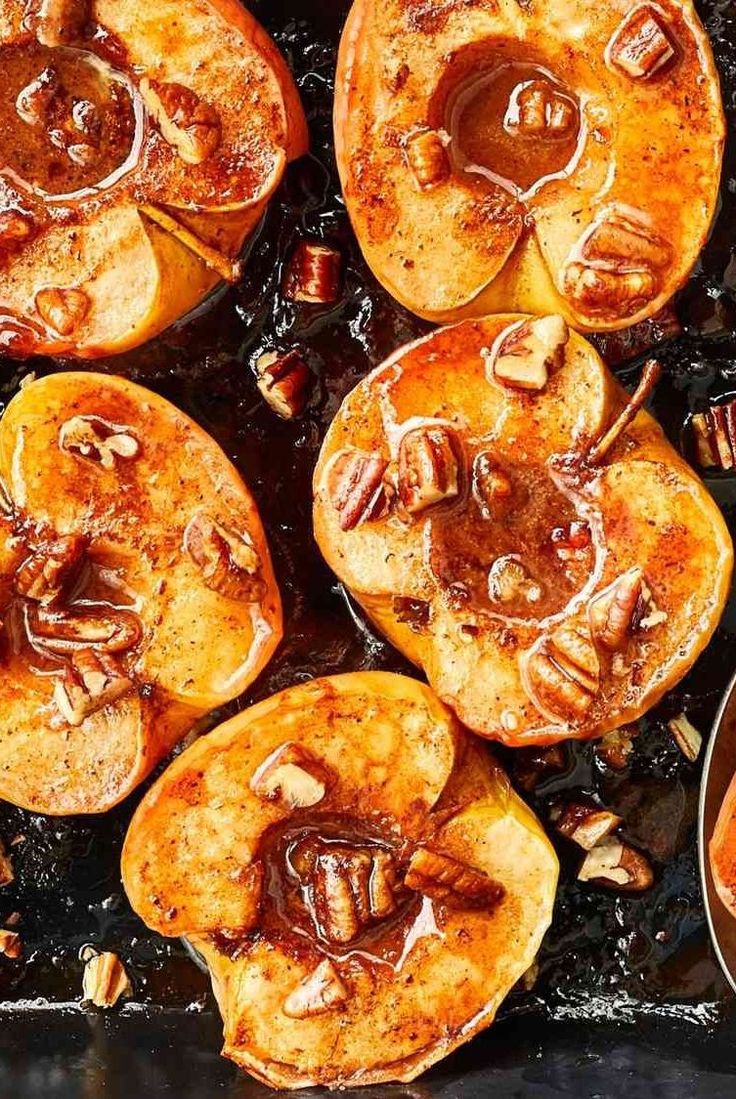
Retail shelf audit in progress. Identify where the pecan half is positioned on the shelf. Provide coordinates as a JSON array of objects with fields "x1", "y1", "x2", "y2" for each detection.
[
  {"x1": 140, "y1": 79, "x2": 221, "y2": 165},
  {"x1": 36, "y1": 287, "x2": 90, "y2": 336},
  {"x1": 283, "y1": 241, "x2": 343, "y2": 304},
  {"x1": 589, "y1": 568, "x2": 643, "y2": 650},
  {"x1": 81, "y1": 948, "x2": 131, "y2": 1008},
  {"x1": 404, "y1": 847, "x2": 505, "y2": 910},
  {"x1": 255, "y1": 350, "x2": 312, "y2": 419},
  {"x1": 526, "y1": 641, "x2": 597, "y2": 720},
  {"x1": 398, "y1": 425, "x2": 460, "y2": 515},
  {"x1": 184, "y1": 513, "x2": 265, "y2": 603},
  {"x1": 509, "y1": 79, "x2": 576, "y2": 137},
  {"x1": 0, "y1": 210, "x2": 36, "y2": 253},
  {"x1": 548, "y1": 624, "x2": 600, "y2": 694},
  {"x1": 53, "y1": 650, "x2": 133, "y2": 727},
  {"x1": 551, "y1": 798, "x2": 622, "y2": 850},
  {"x1": 472, "y1": 452, "x2": 512, "y2": 519},
  {"x1": 667, "y1": 713, "x2": 702, "y2": 763},
  {"x1": 577, "y1": 838, "x2": 653, "y2": 892},
  {"x1": 14, "y1": 534, "x2": 87, "y2": 604},
  {"x1": 406, "y1": 128, "x2": 451, "y2": 189},
  {"x1": 488, "y1": 314, "x2": 569, "y2": 391},
  {"x1": 26, "y1": 0, "x2": 90, "y2": 46},
  {"x1": 282, "y1": 959, "x2": 348, "y2": 1019},
  {"x1": 488, "y1": 556, "x2": 542, "y2": 606},
  {"x1": 250, "y1": 742, "x2": 332, "y2": 809},
  {"x1": 59, "y1": 415, "x2": 139, "y2": 469},
  {"x1": 327, "y1": 447, "x2": 390, "y2": 531},
  {"x1": 691, "y1": 403, "x2": 736, "y2": 470},
  {"x1": 28, "y1": 605, "x2": 142, "y2": 654},
  {"x1": 607, "y1": 5, "x2": 676, "y2": 80},
  {"x1": 294, "y1": 839, "x2": 400, "y2": 945}
]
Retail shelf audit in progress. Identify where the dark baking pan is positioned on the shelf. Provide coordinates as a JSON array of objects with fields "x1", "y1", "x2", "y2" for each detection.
[{"x1": 1, "y1": 0, "x2": 736, "y2": 1095}]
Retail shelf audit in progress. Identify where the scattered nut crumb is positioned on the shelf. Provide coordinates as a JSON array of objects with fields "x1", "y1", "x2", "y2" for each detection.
[{"x1": 81, "y1": 949, "x2": 131, "y2": 1008}]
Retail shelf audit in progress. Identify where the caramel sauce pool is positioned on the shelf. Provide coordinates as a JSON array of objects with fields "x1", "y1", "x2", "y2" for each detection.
[
  {"x1": 0, "y1": 43, "x2": 136, "y2": 197},
  {"x1": 0, "y1": 0, "x2": 734, "y2": 1062}
]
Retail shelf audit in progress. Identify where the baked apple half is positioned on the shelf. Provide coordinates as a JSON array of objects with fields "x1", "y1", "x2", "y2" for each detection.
[
  {"x1": 0, "y1": 372, "x2": 282, "y2": 813},
  {"x1": 335, "y1": 0, "x2": 724, "y2": 330},
  {"x1": 122, "y1": 672, "x2": 558, "y2": 1088},
  {"x1": 313, "y1": 315, "x2": 732, "y2": 745},
  {"x1": 0, "y1": 0, "x2": 307, "y2": 358}
]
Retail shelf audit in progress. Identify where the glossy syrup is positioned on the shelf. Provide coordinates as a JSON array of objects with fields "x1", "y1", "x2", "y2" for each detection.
[{"x1": 0, "y1": 0, "x2": 734, "y2": 1045}]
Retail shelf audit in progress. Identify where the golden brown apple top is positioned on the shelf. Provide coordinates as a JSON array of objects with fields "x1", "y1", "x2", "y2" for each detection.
[
  {"x1": 0, "y1": 371, "x2": 282, "y2": 814},
  {"x1": 0, "y1": 0, "x2": 307, "y2": 356},
  {"x1": 122, "y1": 672, "x2": 558, "y2": 1088},
  {"x1": 313, "y1": 315, "x2": 733, "y2": 745},
  {"x1": 335, "y1": 0, "x2": 724, "y2": 328}
]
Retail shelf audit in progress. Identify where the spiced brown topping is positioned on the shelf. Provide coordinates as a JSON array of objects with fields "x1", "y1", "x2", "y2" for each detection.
[
  {"x1": 398, "y1": 425, "x2": 459, "y2": 515},
  {"x1": 328, "y1": 447, "x2": 390, "y2": 531},
  {"x1": 404, "y1": 847, "x2": 504, "y2": 910},
  {"x1": 185, "y1": 513, "x2": 265, "y2": 603},
  {"x1": 283, "y1": 240, "x2": 343, "y2": 304}
]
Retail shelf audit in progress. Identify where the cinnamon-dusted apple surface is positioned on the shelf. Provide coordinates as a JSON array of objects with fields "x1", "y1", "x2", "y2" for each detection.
[
  {"x1": 122, "y1": 672, "x2": 558, "y2": 1088},
  {"x1": 0, "y1": 0, "x2": 307, "y2": 358},
  {"x1": 710, "y1": 774, "x2": 736, "y2": 921},
  {"x1": 0, "y1": 372, "x2": 282, "y2": 814},
  {"x1": 313, "y1": 315, "x2": 732, "y2": 745},
  {"x1": 334, "y1": 0, "x2": 723, "y2": 330}
]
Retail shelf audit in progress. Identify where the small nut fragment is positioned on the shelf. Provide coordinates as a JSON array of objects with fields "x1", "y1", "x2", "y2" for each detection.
[
  {"x1": 29, "y1": 605, "x2": 142, "y2": 654},
  {"x1": 596, "y1": 725, "x2": 638, "y2": 770},
  {"x1": 0, "y1": 840, "x2": 14, "y2": 887},
  {"x1": 0, "y1": 930, "x2": 22, "y2": 959},
  {"x1": 250, "y1": 742, "x2": 332, "y2": 808},
  {"x1": 140, "y1": 79, "x2": 221, "y2": 165},
  {"x1": 392, "y1": 596, "x2": 431, "y2": 633},
  {"x1": 59, "y1": 415, "x2": 139, "y2": 469},
  {"x1": 36, "y1": 287, "x2": 90, "y2": 336},
  {"x1": 81, "y1": 949, "x2": 132, "y2": 1008},
  {"x1": 0, "y1": 210, "x2": 36, "y2": 253},
  {"x1": 255, "y1": 350, "x2": 312, "y2": 419},
  {"x1": 398, "y1": 425, "x2": 460, "y2": 515},
  {"x1": 667, "y1": 713, "x2": 702, "y2": 763},
  {"x1": 14, "y1": 534, "x2": 87, "y2": 604},
  {"x1": 404, "y1": 847, "x2": 505, "y2": 910},
  {"x1": 565, "y1": 265, "x2": 658, "y2": 318},
  {"x1": 488, "y1": 556, "x2": 542, "y2": 606},
  {"x1": 551, "y1": 799, "x2": 621, "y2": 850},
  {"x1": 488, "y1": 315, "x2": 569, "y2": 391},
  {"x1": 283, "y1": 240, "x2": 342, "y2": 304},
  {"x1": 472, "y1": 452, "x2": 512, "y2": 519},
  {"x1": 27, "y1": 0, "x2": 90, "y2": 46},
  {"x1": 184, "y1": 513, "x2": 265, "y2": 603},
  {"x1": 512, "y1": 744, "x2": 568, "y2": 792},
  {"x1": 577, "y1": 838, "x2": 653, "y2": 892},
  {"x1": 53, "y1": 650, "x2": 133, "y2": 727},
  {"x1": 607, "y1": 5, "x2": 676, "y2": 80},
  {"x1": 406, "y1": 128, "x2": 451, "y2": 189},
  {"x1": 589, "y1": 568, "x2": 644, "y2": 650},
  {"x1": 508, "y1": 79, "x2": 576, "y2": 137},
  {"x1": 282, "y1": 959, "x2": 348, "y2": 1019},
  {"x1": 327, "y1": 447, "x2": 390, "y2": 531}
]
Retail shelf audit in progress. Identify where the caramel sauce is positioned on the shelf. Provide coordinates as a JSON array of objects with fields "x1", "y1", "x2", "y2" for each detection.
[
  {"x1": 449, "y1": 62, "x2": 581, "y2": 194},
  {"x1": 0, "y1": 43, "x2": 137, "y2": 198}
]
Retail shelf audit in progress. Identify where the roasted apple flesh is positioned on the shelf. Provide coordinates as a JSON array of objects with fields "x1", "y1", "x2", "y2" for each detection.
[
  {"x1": 334, "y1": 0, "x2": 724, "y2": 330},
  {"x1": 313, "y1": 315, "x2": 732, "y2": 745},
  {"x1": 122, "y1": 672, "x2": 558, "y2": 1088},
  {"x1": 0, "y1": 0, "x2": 307, "y2": 358},
  {"x1": 710, "y1": 773, "x2": 736, "y2": 921},
  {"x1": 0, "y1": 372, "x2": 282, "y2": 814}
]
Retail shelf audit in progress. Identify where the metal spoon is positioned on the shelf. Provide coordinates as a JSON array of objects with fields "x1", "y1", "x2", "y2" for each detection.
[{"x1": 698, "y1": 667, "x2": 736, "y2": 994}]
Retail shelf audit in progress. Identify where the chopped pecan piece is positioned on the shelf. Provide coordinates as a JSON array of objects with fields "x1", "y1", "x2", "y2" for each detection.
[
  {"x1": 404, "y1": 847, "x2": 505, "y2": 910},
  {"x1": 550, "y1": 521, "x2": 591, "y2": 560},
  {"x1": 488, "y1": 315, "x2": 569, "y2": 391},
  {"x1": 36, "y1": 287, "x2": 89, "y2": 337},
  {"x1": 691, "y1": 402, "x2": 736, "y2": 470},
  {"x1": 406, "y1": 128, "x2": 451, "y2": 189},
  {"x1": 185, "y1": 513, "x2": 265, "y2": 602},
  {"x1": 398, "y1": 425, "x2": 459, "y2": 515},
  {"x1": 282, "y1": 959, "x2": 348, "y2": 1019},
  {"x1": 140, "y1": 79, "x2": 221, "y2": 165},
  {"x1": 294, "y1": 838, "x2": 400, "y2": 945},
  {"x1": 512, "y1": 744, "x2": 569, "y2": 792},
  {"x1": 283, "y1": 241, "x2": 343, "y2": 304},
  {"x1": 472, "y1": 452, "x2": 512, "y2": 518},
  {"x1": 27, "y1": 0, "x2": 90, "y2": 46},
  {"x1": 0, "y1": 930, "x2": 22, "y2": 959},
  {"x1": 565, "y1": 265, "x2": 658, "y2": 318},
  {"x1": 488, "y1": 556, "x2": 542, "y2": 606},
  {"x1": 577, "y1": 838, "x2": 653, "y2": 892},
  {"x1": 667, "y1": 713, "x2": 702, "y2": 763},
  {"x1": 59, "y1": 415, "x2": 139, "y2": 469},
  {"x1": 392, "y1": 596, "x2": 431, "y2": 633},
  {"x1": 509, "y1": 79, "x2": 576, "y2": 136},
  {"x1": 551, "y1": 798, "x2": 621, "y2": 850},
  {"x1": 250, "y1": 742, "x2": 332, "y2": 809},
  {"x1": 589, "y1": 568, "x2": 643, "y2": 650},
  {"x1": 328, "y1": 447, "x2": 390, "y2": 531},
  {"x1": 607, "y1": 5, "x2": 676, "y2": 79},
  {"x1": 29, "y1": 605, "x2": 142, "y2": 654},
  {"x1": 595, "y1": 725, "x2": 638, "y2": 770},
  {"x1": 81, "y1": 948, "x2": 132, "y2": 1008},
  {"x1": 0, "y1": 210, "x2": 36, "y2": 253},
  {"x1": 255, "y1": 350, "x2": 312, "y2": 419},
  {"x1": 14, "y1": 534, "x2": 87, "y2": 604},
  {"x1": 53, "y1": 650, "x2": 133, "y2": 727}
]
